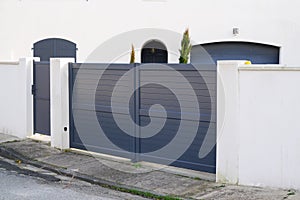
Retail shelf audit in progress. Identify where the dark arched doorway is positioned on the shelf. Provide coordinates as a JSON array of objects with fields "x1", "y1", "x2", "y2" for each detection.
[{"x1": 141, "y1": 40, "x2": 168, "y2": 63}]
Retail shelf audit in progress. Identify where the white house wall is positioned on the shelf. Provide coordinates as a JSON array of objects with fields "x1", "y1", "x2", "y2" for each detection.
[{"x1": 0, "y1": 0, "x2": 300, "y2": 65}]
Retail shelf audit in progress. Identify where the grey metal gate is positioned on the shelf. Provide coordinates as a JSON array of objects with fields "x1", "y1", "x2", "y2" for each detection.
[
  {"x1": 33, "y1": 61, "x2": 51, "y2": 135},
  {"x1": 69, "y1": 63, "x2": 216, "y2": 173},
  {"x1": 33, "y1": 38, "x2": 77, "y2": 62}
]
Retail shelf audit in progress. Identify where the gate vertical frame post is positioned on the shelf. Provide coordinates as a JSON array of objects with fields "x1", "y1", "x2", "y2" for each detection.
[
  {"x1": 68, "y1": 63, "x2": 74, "y2": 150},
  {"x1": 128, "y1": 63, "x2": 136, "y2": 161},
  {"x1": 134, "y1": 63, "x2": 141, "y2": 162},
  {"x1": 32, "y1": 60, "x2": 37, "y2": 135}
]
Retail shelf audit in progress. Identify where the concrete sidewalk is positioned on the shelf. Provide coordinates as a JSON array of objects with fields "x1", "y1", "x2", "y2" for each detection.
[
  {"x1": 0, "y1": 134, "x2": 298, "y2": 200},
  {"x1": 0, "y1": 133, "x2": 19, "y2": 143}
]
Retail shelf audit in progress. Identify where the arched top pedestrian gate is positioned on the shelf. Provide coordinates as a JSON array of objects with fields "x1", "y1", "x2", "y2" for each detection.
[
  {"x1": 33, "y1": 38, "x2": 77, "y2": 62},
  {"x1": 32, "y1": 38, "x2": 77, "y2": 136}
]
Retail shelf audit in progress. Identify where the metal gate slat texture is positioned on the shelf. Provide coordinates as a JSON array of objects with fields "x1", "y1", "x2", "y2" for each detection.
[
  {"x1": 69, "y1": 63, "x2": 216, "y2": 173},
  {"x1": 33, "y1": 61, "x2": 51, "y2": 135}
]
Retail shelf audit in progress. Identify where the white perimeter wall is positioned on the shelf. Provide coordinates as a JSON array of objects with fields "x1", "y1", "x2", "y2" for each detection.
[
  {"x1": 0, "y1": 0, "x2": 300, "y2": 65},
  {"x1": 217, "y1": 61, "x2": 300, "y2": 189},
  {"x1": 0, "y1": 58, "x2": 36, "y2": 138}
]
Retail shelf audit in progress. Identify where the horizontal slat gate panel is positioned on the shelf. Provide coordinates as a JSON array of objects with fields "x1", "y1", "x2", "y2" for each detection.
[
  {"x1": 70, "y1": 64, "x2": 135, "y2": 160},
  {"x1": 138, "y1": 67, "x2": 216, "y2": 173},
  {"x1": 70, "y1": 63, "x2": 216, "y2": 173}
]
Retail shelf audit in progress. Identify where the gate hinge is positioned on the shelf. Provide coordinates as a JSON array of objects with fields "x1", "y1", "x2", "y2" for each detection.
[{"x1": 31, "y1": 84, "x2": 36, "y2": 95}]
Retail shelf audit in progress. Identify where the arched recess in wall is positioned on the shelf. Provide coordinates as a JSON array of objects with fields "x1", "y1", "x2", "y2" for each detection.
[
  {"x1": 141, "y1": 40, "x2": 168, "y2": 63},
  {"x1": 33, "y1": 38, "x2": 77, "y2": 62},
  {"x1": 190, "y1": 41, "x2": 280, "y2": 64}
]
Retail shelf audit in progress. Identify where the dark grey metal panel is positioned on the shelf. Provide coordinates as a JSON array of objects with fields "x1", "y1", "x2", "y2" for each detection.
[
  {"x1": 33, "y1": 38, "x2": 77, "y2": 62},
  {"x1": 70, "y1": 63, "x2": 216, "y2": 173},
  {"x1": 138, "y1": 65, "x2": 216, "y2": 173},
  {"x1": 70, "y1": 64, "x2": 135, "y2": 160},
  {"x1": 33, "y1": 62, "x2": 50, "y2": 135},
  {"x1": 191, "y1": 42, "x2": 280, "y2": 64},
  {"x1": 139, "y1": 117, "x2": 216, "y2": 172}
]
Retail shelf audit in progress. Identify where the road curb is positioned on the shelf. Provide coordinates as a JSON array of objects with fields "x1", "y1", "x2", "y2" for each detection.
[{"x1": 0, "y1": 145, "x2": 182, "y2": 200}]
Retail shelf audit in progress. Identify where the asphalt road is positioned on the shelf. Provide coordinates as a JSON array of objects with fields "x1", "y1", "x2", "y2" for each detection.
[{"x1": 0, "y1": 157, "x2": 147, "y2": 200}]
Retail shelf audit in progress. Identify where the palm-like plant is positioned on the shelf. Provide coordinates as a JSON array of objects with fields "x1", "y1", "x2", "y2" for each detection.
[
  {"x1": 179, "y1": 28, "x2": 192, "y2": 64},
  {"x1": 130, "y1": 44, "x2": 135, "y2": 64}
]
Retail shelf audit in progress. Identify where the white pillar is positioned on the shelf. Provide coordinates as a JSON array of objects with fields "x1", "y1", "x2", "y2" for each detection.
[
  {"x1": 20, "y1": 57, "x2": 40, "y2": 138},
  {"x1": 216, "y1": 60, "x2": 246, "y2": 184},
  {"x1": 50, "y1": 58, "x2": 74, "y2": 149}
]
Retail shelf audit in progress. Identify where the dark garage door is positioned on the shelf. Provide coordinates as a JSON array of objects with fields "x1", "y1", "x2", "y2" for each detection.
[{"x1": 191, "y1": 42, "x2": 280, "y2": 64}]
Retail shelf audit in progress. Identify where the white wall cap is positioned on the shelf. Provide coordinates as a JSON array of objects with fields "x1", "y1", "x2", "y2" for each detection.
[
  {"x1": 238, "y1": 65, "x2": 300, "y2": 71},
  {"x1": 0, "y1": 61, "x2": 19, "y2": 65},
  {"x1": 217, "y1": 60, "x2": 248, "y2": 66}
]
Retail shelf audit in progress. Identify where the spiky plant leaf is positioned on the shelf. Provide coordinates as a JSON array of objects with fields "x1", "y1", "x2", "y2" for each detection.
[
  {"x1": 130, "y1": 44, "x2": 135, "y2": 64},
  {"x1": 179, "y1": 28, "x2": 192, "y2": 64}
]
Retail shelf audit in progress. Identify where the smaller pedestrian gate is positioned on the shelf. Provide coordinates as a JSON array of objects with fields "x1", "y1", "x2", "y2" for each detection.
[
  {"x1": 69, "y1": 63, "x2": 216, "y2": 173},
  {"x1": 32, "y1": 38, "x2": 77, "y2": 136},
  {"x1": 33, "y1": 61, "x2": 51, "y2": 135}
]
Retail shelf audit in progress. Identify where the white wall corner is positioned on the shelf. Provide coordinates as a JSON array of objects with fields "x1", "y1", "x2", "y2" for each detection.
[
  {"x1": 216, "y1": 60, "x2": 247, "y2": 184},
  {"x1": 50, "y1": 58, "x2": 74, "y2": 149}
]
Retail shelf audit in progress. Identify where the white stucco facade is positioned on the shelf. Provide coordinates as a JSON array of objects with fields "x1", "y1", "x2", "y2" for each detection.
[{"x1": 0, "y1": 0, "x2": 300, "y2": 65}]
